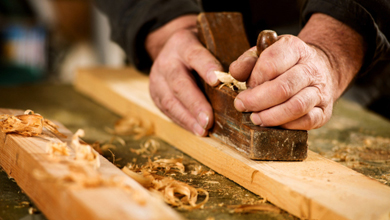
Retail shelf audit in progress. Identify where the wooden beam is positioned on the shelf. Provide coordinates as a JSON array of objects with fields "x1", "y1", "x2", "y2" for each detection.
[
  {"x1": 0, "y1": 109, "x2": 181, "y2": 220},
  {"x1": 75, "y1": 67, "x2": 390, "y2": 220}
]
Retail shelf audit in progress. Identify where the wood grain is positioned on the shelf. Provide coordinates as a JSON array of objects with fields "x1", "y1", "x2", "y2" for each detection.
[
  {"x1": 75, "y1": 67, "x2": 390, "y2": 220},
  {"x1": 0, "y1": 108, "x2": 181, "y2": 220}
]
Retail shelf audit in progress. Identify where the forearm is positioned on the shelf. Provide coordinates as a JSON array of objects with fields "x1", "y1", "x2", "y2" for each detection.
[
  {"x1": 298, "y1": 13, "x2": 366, "y2": 100},
  {"x1": 95, "y1": 0, "x2": 201, "y2": 70}
]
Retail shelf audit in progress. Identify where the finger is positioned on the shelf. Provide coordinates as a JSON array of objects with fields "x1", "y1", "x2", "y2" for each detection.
[
  {"x1": 165, "y1": 64, "x2": 214, "y2": 130},
  {"x1": 280, "y1": 106, "x2": 332, "y2": 130},
  {"x1": 234, "y1": 63, "x2": 312, "y2": 112},
  {"x1": 149, "y1": 70, "x2": 209, "y2": 136},
  {"x1": 247, "y1": 35, "x2": 310, "y2": 88},
  {"x1": 249, "y1": 86, "x2": 322, "y2": 127},
  {"x1": 229, "y1": 47, "x2": 258, "y2": 82},
  {"x1": 179, "y1": 32, "x2": 223, "y2": 86}
]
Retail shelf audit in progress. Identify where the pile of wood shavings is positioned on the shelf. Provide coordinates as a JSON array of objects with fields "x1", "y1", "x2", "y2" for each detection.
[
  {"x1": 122, "y1": 166, "x2": 209, "y2": 210},
  {"x1": 215, "y1": 71, "x2": 247, "y2": 91},
  {"x1": 0, "y1": 110, "x2": 66, "y2": 137},
  {"x1": 45, "y1": 129, "x2": 100, "y2": 169},
  {"x1": 122, "y1": 157, "x2": 209, "y2": 209}
]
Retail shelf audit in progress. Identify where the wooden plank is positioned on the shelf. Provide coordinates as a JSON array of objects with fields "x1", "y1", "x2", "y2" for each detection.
[
  {"x1": 74, "y1": 67, "x2": 390, "y2": 220},
  {"x1": 0, "y1": 108, "x2": 181, "y2": 220}
]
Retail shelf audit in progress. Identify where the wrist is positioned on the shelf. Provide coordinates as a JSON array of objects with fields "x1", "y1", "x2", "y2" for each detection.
[
  {"x1": 298, "y1": 13, "x2": 366, "y2": 100},
  {"x1": 145, "y1": 14, "x2": 198, "y2": 60}
]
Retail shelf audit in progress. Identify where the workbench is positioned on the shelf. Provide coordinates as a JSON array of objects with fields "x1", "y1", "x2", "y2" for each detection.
[{"x1": 1, "y1": 83, "x2": 389, "y2": 220}]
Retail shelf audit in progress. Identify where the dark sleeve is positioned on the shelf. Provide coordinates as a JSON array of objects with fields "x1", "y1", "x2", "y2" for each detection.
[
  {"x1": 301, "y1": 0, "x2": 390, "y2": 74},
  {"x1": 95, "y1": 0, "x2": 201, "y2": 71}
]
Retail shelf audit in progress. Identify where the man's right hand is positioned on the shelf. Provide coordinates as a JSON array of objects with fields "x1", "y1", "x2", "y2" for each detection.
[{"x1": 145, "y1": 15, "x2": 223, "y2": 136}]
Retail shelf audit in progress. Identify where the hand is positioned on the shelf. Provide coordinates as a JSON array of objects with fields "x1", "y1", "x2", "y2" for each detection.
[
  {"x1": 229, "y1": 13, "x2": 365, "y2": 130},
  {"x1": 230, "y1": 36, "x2": 335, "y2": 130},
  {"x1": 146, "y1": 15, "x2": 223, "y2": 136}
]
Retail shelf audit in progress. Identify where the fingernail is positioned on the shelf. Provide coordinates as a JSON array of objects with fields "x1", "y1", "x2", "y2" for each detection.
[
  {"x1": 250, "y1": 114, "x2": 263, "y2": 126},
  {"x1": 193, "y1": 123, "x2": 205, "y2": 136},
  {"x1": 207, "y1": 70, "x2": 219, "y2": 86},
  {"x1": 197, "y1": 112, "x2": 209, "y2": 129},
  {"x1": 234, "y1": 98, "x2": 247, "y2": 112}
]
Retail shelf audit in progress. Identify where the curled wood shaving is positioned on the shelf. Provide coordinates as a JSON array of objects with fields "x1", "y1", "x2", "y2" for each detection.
[
  {"x1": 215, "y1": 71, "x2": 247, "y2": 91},
  {"x1": 0, "y1": 110, "x2": 66, "y2": 137},
  {"x1": 191, "y1": 165, "x2": 215, "y2": 176},
  {"x1": 112, "y1": 116, "x2": 154, "y2": 139},
  {"x1": 191, "y1": 165, "x2": 202, "y2": 175},
  {"x1": 227, "y1": 204, "x2": 281, "y2": 214},
  {"x1": 131, "y1": 138, "x2": 160, "y2": 155},
  {"x1": 101, "y1": 143, "x2": 117, "y2": 151},
  {"x1": 72, "y1": 129, "x2": 100, "y2": 168},
  {"x1": 157, "y1": 177, "x2": 209, "y2": 210},
  {"x1": 122, "y1": 166, "x2": 209, "y2": 210},
  {"x1": 144, "y1": 157, "x2": 185, "y2": 174},
  {"x1": 122, "y1": 166, "x2": 154, "y2": 188},
  {"x1": 46, "y1": 142, "x2": 69, "y2": 157}
]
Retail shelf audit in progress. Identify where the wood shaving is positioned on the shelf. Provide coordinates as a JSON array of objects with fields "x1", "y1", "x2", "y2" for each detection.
[
  {"x1": 0, "y1": 110, "x2": 66, "y2": 137},
  {"x1": 131, "y1": 138, "x2": 160, "y2": 155},
  {"x1": 191, "y1": 165, "x2": 215, "y2": 176},
  {"x1": 112, "y1": 116, "x2": 154, "y2": 139},
  {"x1": 122, "y1": 166, "x2": 209, "y2": 210},
  {"x1": 204, "y1": 181, "x2": 220, "y2": 184},
  {"x1": 72, "y1": 129, "x2": 100, "y2": 168},
  {"x1": 91, "y1": 141, "x2": 103, "y2": 155},
  {"x1": 191, "y1": 165, "x2": 202, "y2": 175},
  {"x1": 28, "y1": 207, "x2": 38, "y2": 215},
  {"x1": 46, "y1": 142, "x2": 69, "y2": 157},
  {"x1": 228, "y1": 204, "x2": 281, "y2": 213},
  {"x1": 33, "y1": 165, "x2": 133, "y2": 194},
  {"x1": 144, "y1": 157, "x2": 185, "y2": 174},
  {"x1": 215, "y1": 71, "x2": 247, "y2": 91}
]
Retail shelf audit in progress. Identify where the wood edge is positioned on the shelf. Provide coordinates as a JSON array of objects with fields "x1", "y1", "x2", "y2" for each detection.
[{"x1": 0, "y1": 108, "x2": 182, "y2": 220}]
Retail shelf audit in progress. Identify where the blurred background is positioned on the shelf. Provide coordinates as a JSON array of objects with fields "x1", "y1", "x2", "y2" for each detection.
[{"x1": 0, "y1": 0, "x2": 125, "y2": 85}]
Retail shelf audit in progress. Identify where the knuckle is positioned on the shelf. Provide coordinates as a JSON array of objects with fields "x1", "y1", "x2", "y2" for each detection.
[
  {"x1": 305, "y1": 111, "x2": 317, "y2": 129},
  {"x1": 258, "y1": 58, "x2": 277, "y2": 76},
  {"x1": 160, "y1": 96, "x2": 176, "y2": 114},
  {"x1": 278, "y1": 80, "x2": 293, "y2": 99},
  {"x1": 185, "y1": 46, "x2": 204, "y2": 64},
  {"x1": 287, "y1": 96, "x2": 307, "y2": 116},
  {"x1": 171, "y1": 77, "x2": 192, "y2": 96}
]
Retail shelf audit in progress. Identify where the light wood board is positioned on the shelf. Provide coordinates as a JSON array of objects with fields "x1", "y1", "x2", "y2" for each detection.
[
  {"x1": 0, "y1": 108, "x2": 181, "y2": 220},
  {"x1": 75, "y1": 67, "x2": 390, "y2": 220}
]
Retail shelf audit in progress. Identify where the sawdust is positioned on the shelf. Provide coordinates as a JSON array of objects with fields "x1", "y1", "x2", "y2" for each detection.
[
  {"x1": 0, "y1": 110, "x2": 66, "y2": 137},
  {"x1": 228, "y1": 204, "x2": 281, "y2": 214},
  {"x1": 215, "y1": 71, "x2": 246, "y2": 91}
]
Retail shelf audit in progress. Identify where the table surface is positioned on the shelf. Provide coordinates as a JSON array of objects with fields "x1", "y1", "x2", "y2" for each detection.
[{"x1": 1, "y1": 83, "x2": 389, "y2": 220}]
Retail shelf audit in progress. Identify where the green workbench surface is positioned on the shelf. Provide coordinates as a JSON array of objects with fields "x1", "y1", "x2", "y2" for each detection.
[{"x1": 0, "y1": 83, "x2": 389, "y2": 220}]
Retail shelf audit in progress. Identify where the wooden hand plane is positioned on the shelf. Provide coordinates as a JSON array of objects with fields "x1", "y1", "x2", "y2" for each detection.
[{"x1": 196, "y1": 12, "x2": 308, "y2": 161}]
